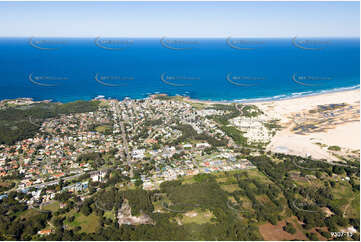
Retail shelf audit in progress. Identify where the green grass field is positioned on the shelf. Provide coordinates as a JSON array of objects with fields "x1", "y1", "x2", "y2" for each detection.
[
  {"x1": 179, "y1": 209, "x2": 215, "y2": 225},
  {"x1": 42, "y1": 201, "x2": 60, "y2": 212},
  {"x1": 63, "y1": 210, "x2": 101, "y2": 234}
]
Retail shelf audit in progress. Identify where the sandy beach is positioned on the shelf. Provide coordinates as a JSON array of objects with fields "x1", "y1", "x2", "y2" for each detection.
[
  {"x1": 187, "y1": 89, "x2": 360, "y2": 160},
  {"x1": 253, "y1": 89, "x2": 360, "y2": 161},
  {"x1": 250, "y1": 89, "x2": 360, "y2": 118}
]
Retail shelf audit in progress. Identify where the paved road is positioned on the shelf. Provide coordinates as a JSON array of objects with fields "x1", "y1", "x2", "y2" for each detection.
[{"x1": 116, "y1": 104, "x2": 133, "y2": 177}]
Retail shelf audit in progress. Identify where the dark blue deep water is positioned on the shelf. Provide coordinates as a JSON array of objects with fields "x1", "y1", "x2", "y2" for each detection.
[{"x1": 0, "y1": 37, "x2": 359, "y2": 102}]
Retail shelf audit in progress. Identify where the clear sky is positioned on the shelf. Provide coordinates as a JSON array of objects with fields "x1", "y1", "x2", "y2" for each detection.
[{"x1": 0, "y1": 1, "x2": 359, "y2": 37}]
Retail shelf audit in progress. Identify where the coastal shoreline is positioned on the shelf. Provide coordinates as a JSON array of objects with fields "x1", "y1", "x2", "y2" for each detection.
[
  {"x1": 184, "y1": 85, "x2": 360, "y2": 105},
  {"x1": 1, "y1": 85, "x2": 359, "y2": 106}
]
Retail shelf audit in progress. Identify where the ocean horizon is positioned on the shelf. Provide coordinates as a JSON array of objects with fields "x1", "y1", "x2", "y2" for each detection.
[{"x1": 0, "y1": 37, "x2": 359, "y2": 103}]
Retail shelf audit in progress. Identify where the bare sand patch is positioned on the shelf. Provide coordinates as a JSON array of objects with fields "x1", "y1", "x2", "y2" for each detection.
[
  {"x1": 309, "y1": 122, "x2": 360, "y2": 150},
  {"x1": 259, "y1": 220, "x2": 307, "y2": 241},
  {"x1": 253, "y1": 89, "x2": 360, "y2": 117},
  {"x1": 184, "y1": 211, "x2": 198, "y2": 217},
  {"x1": 262, "y1": 90, "x2": 360, "y2": 160}
]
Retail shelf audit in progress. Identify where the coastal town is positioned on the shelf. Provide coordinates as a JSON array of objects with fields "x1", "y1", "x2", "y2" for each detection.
[
  {"x1": 0, "y1": 91, "x2": 359, "y2": 241},
  {"x1": 1, "y1": 91, "x2": 359, "y2": 203},
  {"x1": 0, "y1": 94, "x2": 269, "y2": 207},
  {"x1": 0, "y1": 1, "x2": 360, "y2": 240}
]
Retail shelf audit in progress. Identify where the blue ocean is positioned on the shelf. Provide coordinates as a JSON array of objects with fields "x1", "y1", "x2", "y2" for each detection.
[{"x1": 0, "y1": 37, "x2": 359, "y2": 103}]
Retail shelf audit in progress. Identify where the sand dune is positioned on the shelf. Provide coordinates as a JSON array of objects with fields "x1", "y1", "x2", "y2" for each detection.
[{"x1": 254, "y1": 89, "x2": 360, "y2": 160}]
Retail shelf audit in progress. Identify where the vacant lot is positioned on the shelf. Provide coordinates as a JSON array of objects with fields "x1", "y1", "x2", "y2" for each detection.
[
  {"x1": 259, "y1": 220, "x2": 307, "y2": 241},
  {"x1": 179, "y1": 209, "x2": 215, "y2": 225}
]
